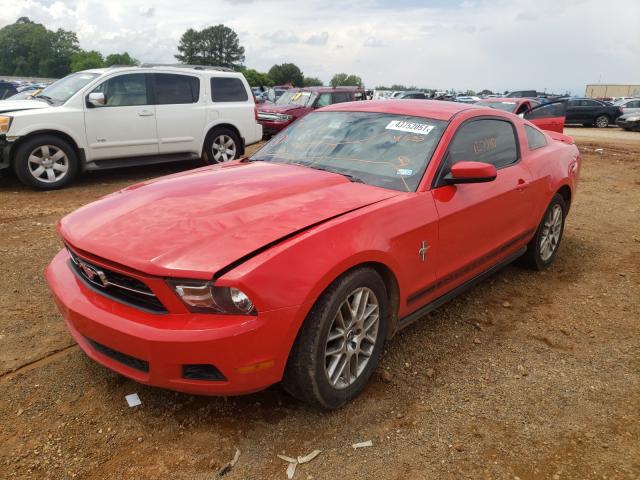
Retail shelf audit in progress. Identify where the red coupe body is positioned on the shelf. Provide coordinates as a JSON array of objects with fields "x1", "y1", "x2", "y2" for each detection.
[{"x1": 46, "y1": 100, "x2": 581, "y2": 397}]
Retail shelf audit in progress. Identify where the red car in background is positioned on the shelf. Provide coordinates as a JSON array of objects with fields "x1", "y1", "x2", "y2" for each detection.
[
  {"x1": 476, "y1": 97, "x2": 567, "y2": 133},
  {"x1": 46, "y1": 100, "x2": 580, "y2": 409},
  {"x1": 257, "y1": 86, "x2": 366, "y2": 136}
]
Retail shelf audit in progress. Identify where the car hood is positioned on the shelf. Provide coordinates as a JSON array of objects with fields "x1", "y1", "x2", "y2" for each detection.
[
  {"x1": 257, "y1": 104, "x2": 306, "y2": 114},
  {"x1": 0, "y1": 99, "x2": 50, "y2": 113},
  {"x1": 60, "y1": 161, "x2": 400, "y2": 279}
]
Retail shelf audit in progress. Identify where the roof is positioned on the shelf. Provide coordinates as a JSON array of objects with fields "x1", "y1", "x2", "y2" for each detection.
[
  {"x1": 291, "y1": 86, "x2": 364, "y2": 93},
  {"x1": 321, "y1": 99, "x2": 477, "y2": 121},
  {"x1": 79, "y1": 65, "x2": 243, "y2": 76},
  {"x1": 477, "y1": 97, "x2": 526, "y2": 104}
]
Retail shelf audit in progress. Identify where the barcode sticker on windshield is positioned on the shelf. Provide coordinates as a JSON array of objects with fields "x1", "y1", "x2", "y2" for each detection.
[{"x1": 386, "y1": 120, "x2": 434, "y2": 135}]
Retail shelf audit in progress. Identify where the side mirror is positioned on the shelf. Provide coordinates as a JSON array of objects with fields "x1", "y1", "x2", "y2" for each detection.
[
  {"x1": 87, "y1": 92, "x2": 106, "y2": 107},
  {"x1": 445, "y1": 161, "x2": 497, "y2": 184}
]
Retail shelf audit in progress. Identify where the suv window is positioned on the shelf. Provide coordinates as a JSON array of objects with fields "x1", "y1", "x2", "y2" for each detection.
[
  {"x1": 331, "y1": 92, "x2": 352, "y2": 104},
  {"x1": 92, "y1": 74, "x2": 150, "y2": 107},
  {"x1": 317, "y1": 93, "x2": 331, "y2": 107},
  {"x1": 581, "y1": 100, "x2": 600, "y2": 107},
  {"x1": 211, "y1": 77, "x2": 248, "y2": 102},
  {"x1": 525, "y1": 125, "x2": 547, "y2": 150},
  {"x1": 446, "y1": 119, "x2": 518, "y2": 171},
  {"x1": 627, "y1": 100, "x2": 640, "y2": 108},
  {"x1": 154, "y1": 74, "x2": 199, "y2": 104}
]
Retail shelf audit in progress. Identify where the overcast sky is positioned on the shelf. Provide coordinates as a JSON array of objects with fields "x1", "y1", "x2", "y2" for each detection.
[{"x1": 1, "y1": 0, "x2": 639, "y2": 94}]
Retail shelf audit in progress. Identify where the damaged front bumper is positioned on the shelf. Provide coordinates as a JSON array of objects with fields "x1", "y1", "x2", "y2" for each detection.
[{"x1": 0, "y1": 134, "x2": 13, "y2": 170}]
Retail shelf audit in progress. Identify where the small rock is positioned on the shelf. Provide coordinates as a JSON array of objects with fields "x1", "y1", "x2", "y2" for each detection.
[
  {"x1": 396, "y1": 412, "x2": 404, "y2": 419},
  {"x1": 502, "y1": 301, "x2": 511, "y2": 308},
  {"x1": 425, "y1": 368, "x2": 435, "y2": 378},
  {"x1": 17, "y1": 409, "x2": 24, "y2": 416},
  {"x1": 473, "y1": 338, "x2": 481, "y2": 344},
  {"x1": 380, "y1": 370, "x2": 392, "y2": 383},
  {"x1": 137, "y1": 437, "x2": 143, "y2": 443}
]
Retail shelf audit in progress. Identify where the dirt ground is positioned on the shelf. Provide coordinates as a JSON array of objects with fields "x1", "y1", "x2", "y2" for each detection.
[{"x1": 1, "y1": 128, "x2": 639, "y2": 480}]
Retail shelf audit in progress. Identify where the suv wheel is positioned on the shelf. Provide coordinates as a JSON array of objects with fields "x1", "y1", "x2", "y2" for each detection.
[
  {"x1": 282, "y1": 267, "x2": 388, "y2": 409},
  {"x1": 594, "y1": 115, "x2": 609, "y2": 128},
  {"x1": 519, "y1": 194, "x2": 566, "y2": 270},
  {"x1": 13, "y1": 135, "x2": 78, "y2": 190},
  {"x1": 204, "y1": 128, "x2": 240, "y2": 164}
]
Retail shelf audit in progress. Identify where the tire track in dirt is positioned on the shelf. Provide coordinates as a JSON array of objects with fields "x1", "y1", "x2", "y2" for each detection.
[{"x1": 0, "y1": 343, "x2": 78, "y2": 383}]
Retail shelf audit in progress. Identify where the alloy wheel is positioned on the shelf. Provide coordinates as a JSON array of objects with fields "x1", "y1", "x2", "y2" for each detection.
[
  {"x1": 595, "y1": 116, "x2": 609, "y2": 128},
  {"x1": 28, "y1": 145, "x2": 69, "y2": 184},
  {"x1": 211, "y1": 134, "x2": 237, "y2": 162},
  {"x1": 324, "y1": 287, "x2": 380, "y2": 389},
  {"x1": 539, "y1": 204, "x2": 563, "y2": 262}
]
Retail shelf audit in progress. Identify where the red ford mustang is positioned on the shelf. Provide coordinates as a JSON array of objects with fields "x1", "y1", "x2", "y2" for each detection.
[{"x1": 45, "y1": 100, "x2": 581, "y2": 409}]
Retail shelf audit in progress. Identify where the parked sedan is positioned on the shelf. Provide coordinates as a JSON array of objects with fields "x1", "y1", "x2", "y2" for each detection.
[
  {"x1": 615, "y1": 98, "x2": 640, "y2": 115},
  {"x1": 565, "y1": 98, "x2": 623, "y2": 127},
  {"x1": 476, "y1": 98, "x2": 567, "y2": 133},
  {"x1": 616, "y1": 112, "x2": 640, "y2": 131},
  {"x1": 46, "y1": 100, "x2": 580, "y2": 409}
]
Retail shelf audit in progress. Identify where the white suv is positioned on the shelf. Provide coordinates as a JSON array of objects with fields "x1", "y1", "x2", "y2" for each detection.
[{"x1": 0, "y1": 64, "x2": 262, "y2": 189}]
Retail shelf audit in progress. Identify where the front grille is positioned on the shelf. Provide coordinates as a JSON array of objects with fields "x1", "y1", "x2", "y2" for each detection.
[
  {"x1": 86, "y1": 337, "x2": 149, "y2": 373},
  {"x1": 67, "y1": 248, "x2": 166, "y2": 313}
]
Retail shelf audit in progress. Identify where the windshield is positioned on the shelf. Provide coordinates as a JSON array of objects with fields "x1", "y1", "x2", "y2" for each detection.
[
  {"x1": 250, "y1": 111, "x2": 447, "y2": 192},
  {"x1": 37, "y1": 72, "x2": 100, "y2": 104},
  {"x1": 276, "y1": 90, "x2": 317, "y2": 107},
  {"x1": 479, "y1": 101, "x2": 518, "y2": 113}
]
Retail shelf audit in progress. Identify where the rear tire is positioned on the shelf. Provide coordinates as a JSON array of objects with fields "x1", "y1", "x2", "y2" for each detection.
[
  {"x1": 594, "y1": 115, "x2": 609, "y2": 128},
  {"x1": 282, "y1": 268, "x2": 388, "y2": 409},
  {"x1": 203, "y1": 128, "x2": 241, "y2": 164},
  {"x1": 519, "y1": 194, "x2": 566, "y2": 271},
  {"x1": 13, "y1": 135, "x2": 78, "y2": 190}
]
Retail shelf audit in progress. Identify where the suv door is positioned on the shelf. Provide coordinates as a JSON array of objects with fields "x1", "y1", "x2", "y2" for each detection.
[
  {"x1": 524, "y1": 100, "x2": 566, "y2": 133},
  {"x1": 152, "y1": 73, "x2": 204, "y2": 155},
  {"x1": 84, "y1": 73, "x2": 158, "y2": 160},
  {"x1": 431, "y1": 118, "x2": 536, "y2": 293}
]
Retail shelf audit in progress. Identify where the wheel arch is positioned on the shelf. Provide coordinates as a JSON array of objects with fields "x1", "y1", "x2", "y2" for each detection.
[
  {"x1": 556, "y1": 184, "x2": 572, "y2": 212},
  {"x1": 201, "y1": 122, "x2": 246, "y2": 158},
  {"x1": 10, "y1": 129, "x2": 85, "y2": 168}
]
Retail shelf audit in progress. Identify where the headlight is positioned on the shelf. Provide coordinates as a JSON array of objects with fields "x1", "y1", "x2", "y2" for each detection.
[
  {"x1": 0, "y1": 116, "x2": 12, "y2": 134},
  {"x1": 167, "y1": 279, "x2": 256, "y2": 315},
  {"x1": 625, "y1": 116, "x2": 640, "y2": 122}
]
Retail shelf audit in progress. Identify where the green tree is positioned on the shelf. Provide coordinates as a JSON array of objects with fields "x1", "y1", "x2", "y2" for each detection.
[
  {"x1": 175, "y1": 25, "x2": 245, "y2": 69},
  {"x1": 45, "y1": 29, "x2": 81, "y2": 77},
  {"x1": 303, "y1": 76, "x2": 323, "y2": 87},
  {"x1": 70, "y1": 50, "x2": 104, "y2": 72},
  {"x1": 330, "y1": 73, "x2": 363, "y2": 87},
  {"x1": 240, "y1": 68, "x2": 273, "y2": 87},
  {"x1": 105, "y1": 52, "x2": 139, "y2": 67},
  {"x1": 268, "y1": 63, "x2": 304, "y2": 87},
  {"x1": 479, "y1": 89, "x2": 494, "y2": 96},
  {"x1": 0, "y1": 17, "x2": 60, "y2": 77}
]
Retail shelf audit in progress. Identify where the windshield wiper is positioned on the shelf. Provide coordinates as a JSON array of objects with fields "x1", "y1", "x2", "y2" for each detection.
[
  {"x1": 298, "y1": 163, "x2": 365, "y2": 183},
  {"x1": 34, "y1": 94, "x2": 54, "y2": 104}
]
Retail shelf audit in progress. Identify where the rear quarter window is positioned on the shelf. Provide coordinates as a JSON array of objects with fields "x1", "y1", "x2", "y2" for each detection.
[
  {"x1": 211, "y1": 77, "x2": 249, "y2": 102},
  {"x1": 525, "y1": 124, "x2": 547, "y2": 150},
  {"x1": 154, "y1": 74, "x2": 199, "y2": 104}
]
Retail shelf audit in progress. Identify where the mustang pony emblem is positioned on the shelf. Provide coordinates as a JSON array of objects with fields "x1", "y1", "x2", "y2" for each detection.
[
  {"x1": 78, "y1": 260, "x2": 109, "y2": 288},
  {"x1": 419, "y1": 241, "x2": 430, "y2": 262}
]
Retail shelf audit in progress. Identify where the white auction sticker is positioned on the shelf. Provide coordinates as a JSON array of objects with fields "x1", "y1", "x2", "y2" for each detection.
[
  {"x1": 385, "y1": 120, "x2": 434, "y2": 135},
  {"x1": 396, "y1": 168, "x2": 413, "y2": 176}
]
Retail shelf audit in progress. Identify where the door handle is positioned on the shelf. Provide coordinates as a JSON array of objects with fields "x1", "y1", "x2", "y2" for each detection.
[
  {"x1": 138, "y1": 110, "x2": 154, "y2": 117},
  {"x1": 516, "y1": 179, "x2": 530, "y2": 191}
]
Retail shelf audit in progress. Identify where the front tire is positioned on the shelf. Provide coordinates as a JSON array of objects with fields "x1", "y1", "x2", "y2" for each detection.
[
  {"x1": 282, "y1": 268, "x2": 389, "y2": 409},
  {"x1": 203, "y1": 128, "x2": 241, "y2": 164},
  {"x1": 13, "y1": 135, "x2": 78, "y2": 190},
  {"x1": 594, "y1": 115, "x2": 610, "y2": 128},
  {"x1": 519, "y1": 194, "x2": 566, "y2": 270}
]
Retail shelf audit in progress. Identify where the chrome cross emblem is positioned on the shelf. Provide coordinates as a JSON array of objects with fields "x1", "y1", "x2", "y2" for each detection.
[{"x1": 419, "y1": 241, "x2": 430, "y2": 262}]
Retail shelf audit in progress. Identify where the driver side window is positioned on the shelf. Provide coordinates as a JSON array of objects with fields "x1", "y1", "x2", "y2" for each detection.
[
  {"x1": 91, "y1": 74, "x2": 150, "y2": 107},
  {"x1": 438, "y1": 119, "x2": 519, "y2": 184},
  {"x1": 316, "y1": 93, "x2": 331, "y2": 107}
]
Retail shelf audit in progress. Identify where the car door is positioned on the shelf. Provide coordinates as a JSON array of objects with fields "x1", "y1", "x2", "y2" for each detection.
[
  {"x1": 580, "y1": 99, "x2": 601, "y2": 122},
  {"x1": 153, "y1": 73, "x2": 204, "y2": 155},
  {"x1": 565, "y1": 99, "x2": 582, "y2": 123},
  {"x1": 84, "y1": 73, "x2": 158, "y2": 160},
  {"x1": 524, "y1": 100, "x2": 566, "y2": 133},
  {"x1": 431, "y1": 117, "x2": 537, "y2": 294}
]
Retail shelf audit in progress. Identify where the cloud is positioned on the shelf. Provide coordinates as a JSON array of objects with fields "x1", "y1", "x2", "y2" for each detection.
[
  {"x1": 0, "y1": 0, "x2": 638, "y2": 95},
  {"x1": 139, "y1": 7, "x2": 155, "y2": 18},
  {"x1": 363, "y1": 37, "x2": 384, "y2": 48},
  {"x1": 305, "y1": 31, "x2": 328, "y2": 45}
]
